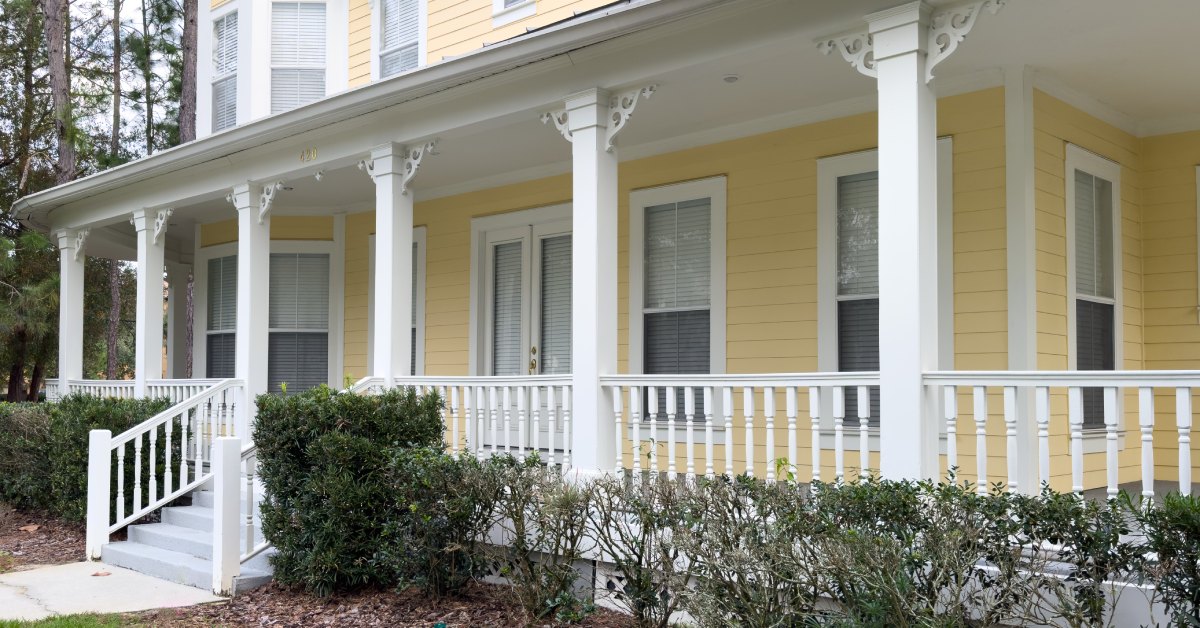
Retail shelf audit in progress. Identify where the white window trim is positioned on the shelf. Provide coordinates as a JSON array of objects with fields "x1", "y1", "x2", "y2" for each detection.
[
  {"x1": 628, "y1": 176, "x2": 728, "y2": 377},
  {"x1": 192, "y1": 235, "x2": 345, "y2": 388},
  {"x1": 370, "y1": 0, "x2": 427, "y2": 81},
  {"x1": 206, "y1": 6, "x2": 239, "y2": 134},
  {"x1": 1065, "y1": 143, "x2": 1123, "y2": 450},
  {"x1": 367, "y1": 226, "x2": 427, "y2": 377},
  {"x1": 492, "y1": 0, "x2": 535, "y2": 27},
  {"x1": 468, "y1": 203, "x2": 571, "y2": 375},
  {"x1": 816, "y1": 139, "x2": 953, "y2": 449}
]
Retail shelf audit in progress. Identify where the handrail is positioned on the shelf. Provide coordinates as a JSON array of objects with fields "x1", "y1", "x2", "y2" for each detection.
[
  {"x1": 110, "y1": 379, "x2": 243, "y2": 449},
  {"x1": 600, "y1": 372, "x2": 880, "y2": 387},
  {"x1": 924, "y1": 369, "x2": 1200, "y2": 387}
]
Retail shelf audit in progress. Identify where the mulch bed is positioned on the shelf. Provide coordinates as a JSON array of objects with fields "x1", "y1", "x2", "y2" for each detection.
[
  {"x1": 0, "y1": 503, "x2": 86, "y2": 570},
  {"x1": 134, "y1": 581, "x2": 636, "y2": 627}
]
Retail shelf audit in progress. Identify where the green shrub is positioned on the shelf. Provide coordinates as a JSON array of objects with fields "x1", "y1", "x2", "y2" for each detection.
[
  {"x1": 0, "y1": 402, "x2": 54, "y2": 510},
  {"x1": 1129, "y1": 492, "x2": 1200, "y2": 627},
  {"x1": 253, "y1": 385, "x2": 444, "y2": 596},
  {"x1": 377, "y1": 447, "x2": 503, "y2": 597}
]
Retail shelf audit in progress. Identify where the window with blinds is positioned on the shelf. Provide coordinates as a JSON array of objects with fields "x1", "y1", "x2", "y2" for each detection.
[
  {"x1": 644, "y1": 198, "x2": 711, "y2": 414},
  {"x1": 206, "y1": 256, "x2": 237, "y2": 378},
  {"x1": 1074, "y1": 169, "x2": 1116, "y2": 426},
  {"x1": 271, "y1": 2, "x2": 326, "y2": 114},
  {"x1": 836, "y1": 171, "x2": 881, "y2": 422},
  {"x1": 212, "y1": 12, "x2": 238, "y2": 131},
  {"x1": 491, "y1": 242, "x2": 523, "y2": 376},
  {"x1": 380, "y1": 0, "x2": 419, "y2": 78},
  {"x1": 268, "y1": 253, "x2": 330, "y2": 393},
  {"x1": 539, "y1": 235, "x2": 571, "y2": 375}
]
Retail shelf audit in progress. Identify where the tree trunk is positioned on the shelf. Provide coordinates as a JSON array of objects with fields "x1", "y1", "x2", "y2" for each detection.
[
  {"x1": 106, "y1": 260, "x2": 121, "y2": 378},
  {"x1": 111, "y1": 0, "x2": 122, "y2": 159},
  {"x1": 141, "y1": 0, "x2": 153, "y2": 154},
  {"x1": 28, "y1": 362, "x2": 44, "y2": 401},
  {"x1": 179, "y1": 0, "x2": 197, "y2": 143},
  {"x1": 16, "y1": 5, "x2": 39, "y2": 197},
  {"x1": 40, "y1": 0, "x2": 75, "y2": 184},
  {"x1": 7, "y1": 330, "x2": 28, "y2": 402}
]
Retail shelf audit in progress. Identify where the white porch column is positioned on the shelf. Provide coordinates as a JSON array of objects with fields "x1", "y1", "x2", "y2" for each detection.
[
  {"x1": 566, "y1": 88, "x2": 618, "y2": 474},
  {"x1": 56, "y1": 229, "x2": 87, "y2": 383},
  {"x1": 232, "y1": 183, "x2": 270, "y2": 403},
  {"x1": 868, "y1": 3, "x2": 940, "y2": 480},
  {"x1": 166, "y1": 262, "x2": 192, "y2": 379},
  {"x1": 132, "y1": 209, "x2": 170, "y2": 397},
  {"x1": 362, "y1": 142, "x2": 433, "y2": 386}
]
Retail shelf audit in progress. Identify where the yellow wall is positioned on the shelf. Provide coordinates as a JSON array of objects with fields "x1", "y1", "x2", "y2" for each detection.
[
  {"x1": 211, "y1": 0, "x2": 231, "y2": 9},
  {"x1": 427, "y1": 0, "x2": 613, "y2": 63},
  {"x1": 199, "y1": 216, "x2": 336, "y2": 247},
  {"x1": 348, "y1": 0, "x2": 371, "y2": 87}
]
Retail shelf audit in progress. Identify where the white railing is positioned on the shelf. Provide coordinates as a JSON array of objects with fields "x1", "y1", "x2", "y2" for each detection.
[
  {"x1": 85, "y1": 379, "x2": 247, "y2": 558},
  {"x1": 48, "y1": 378, "x2": 221, "y2": 403},
  {"x1": 146, "y1": 379, "x2": 224, "y2": 404},
  {"x1": 237, "y1": 445, "x2": 269, "y2": 564},
  {"x1": 357, "y1": 375, "x2": 574, "y2": 467},
  {"x1": 601, "y1": 373, "x2": 880, "y2": 482},
  {"x1": 925, "y1": 370, "x2": 1197, "y2": 498},
  {"x1": 43, "y1": 378, "x2": 60, "y2": 401},
  {"x1": 64, "y1": 379, "x2": 136, "y2": 399}
]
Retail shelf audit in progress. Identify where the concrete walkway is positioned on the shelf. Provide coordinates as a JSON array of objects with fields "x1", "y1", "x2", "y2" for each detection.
[{"x1": 0, "y1": 561, "x2": 223, "y2": 621}]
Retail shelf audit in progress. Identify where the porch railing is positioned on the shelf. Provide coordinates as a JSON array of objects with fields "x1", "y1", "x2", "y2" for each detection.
[
  {"x1": 924, "y1": 370, "x2": 1197, "y2": 498},
  {"x1": 44, "y1": 378, "x2": 222, "y2": 403}
]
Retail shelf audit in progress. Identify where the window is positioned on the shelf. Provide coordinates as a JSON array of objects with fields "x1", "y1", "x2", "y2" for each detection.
[
  {"x1": 212, "y1": 12, "x2": 238, "y2": 131},
  {"x1": 379, "y1": 0, "x2": 419, "y2": 78},
  {"x1": 492, "y1": 0, "x2": 535, "y2": 26},
  {"x1": 206, "y1": 255, "x2": 237, "y2": 378},
  {"x1": 271, "y1": 2, "x2": 326, "y2": 114},
  {"x1": 367, "y1": 229, "x2": 427, "y2": 376},
  {"x1": 1067, "y1": 145, "x2": 1121, "y2": 427},
  {"x1": 268, "y1": 253, "x2": 330, "y2": 393},
  {"x1": 630, "y1": 177, "x2": 727, "y2": 416}
]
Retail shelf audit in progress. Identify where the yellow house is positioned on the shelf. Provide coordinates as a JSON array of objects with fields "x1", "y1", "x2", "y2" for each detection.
[{"x1": 13, "y1": 1, "x2": 1200, "y2": 586}]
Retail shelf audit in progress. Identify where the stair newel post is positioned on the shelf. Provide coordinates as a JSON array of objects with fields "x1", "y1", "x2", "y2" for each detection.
[
  {"x1": 211, "y1": 436, "x2": 242, "y2": 595},
  {"x1": 86, "y1": 429, "x2": 113, "y2": 560}
]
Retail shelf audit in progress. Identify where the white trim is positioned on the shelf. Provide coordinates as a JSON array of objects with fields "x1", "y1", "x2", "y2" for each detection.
[
  {"x1": 372, "y1": 0, "x2": 428, "y2": 81},
  {"x1": 368, "y1": 226, "x2": 428, "y2": 377},
  {"x1": 193, "y1": 240, "x2": 238, "y2": 378},
  {"x1": 492, "y1": 0, "x2": 535, "y2": 27},
  {"x1": 1196, "y1": 165, "x2": 1200, "y2": 325},
  {"x1": 327, "y1": 0, "x2": 348, "y2": 94},
  {"x1": 627, "y1": 176, "x2": 727, "y2": 376},
  {"x1": 468, "y1": 204, "x2": 572, "y2": 376}
]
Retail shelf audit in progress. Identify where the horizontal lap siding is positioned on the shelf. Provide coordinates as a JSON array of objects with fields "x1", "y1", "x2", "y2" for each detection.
[
  {"x1": 199, "y1": 216, "x2": 336, "y2": 247},
  {"x1": 348, "y1": 0, "x2": 370, "y2": 87},
  {"x1": 427, "y1": 0, "x2": 614, "y2": 62},
  {"x1": 1033, "y1": 90, "x2": 1145, "y2": 492},
  {"x1": 1141, "y1": 130, "x2": 1200, "y2": 483}
]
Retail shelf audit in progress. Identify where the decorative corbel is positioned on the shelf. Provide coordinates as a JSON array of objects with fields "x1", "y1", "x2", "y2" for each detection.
[
  {"x1": 259, "y1": 181, "x2": 284, "y2": 224},
  {"x1": 357, "y1": 158, "x2": 376, "y2": 177},
  {"x1": 314, "y1": 170, "x2": 325, "y2": 182},
  {"x1": 73, "y1": 229, "x2": 90, "y2": 262},
  {"x1": 153, "y1": 208, "x2": 173, "y2": 245},
  {"x1": 926, "y1": 0, "x2": 1005, "y2": 83},
  {"x1": 400, "y1": 141, "x2": 437, "y2": 195},
  {"x1": 817, "y1": 31, "x2": 876, "y2": 78},
  {"x1": 540, "y1": 109, "x2": 571, "y2": 143},
  {"x1": 605, "y1": 84, "x2": 657, "y2": 152}
]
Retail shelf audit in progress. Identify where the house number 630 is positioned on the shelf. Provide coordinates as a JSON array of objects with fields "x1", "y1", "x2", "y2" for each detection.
[{"x1": 300, "y1": 147, "x2": 318, "y2": 162}]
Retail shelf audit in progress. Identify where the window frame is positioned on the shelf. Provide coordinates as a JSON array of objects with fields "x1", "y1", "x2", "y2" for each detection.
[
  {"x1": 628, "y1": 176, "x2": 727, "y2": 378},
  {"x1": 210, "y1": 8, "x2": 239, "y2": 132},
  {"x1": 368, "y1": 226, "x2": 429, "y2": 377},
  {"x1": 269, "y1": 0, "x2": 328, "y2": 115},
  {"x1": 492, "y1": 0, "x2": 535, "y2": 27},
  {"x1": 371, "y1": 0, "x2": 427, "y2": 81}
]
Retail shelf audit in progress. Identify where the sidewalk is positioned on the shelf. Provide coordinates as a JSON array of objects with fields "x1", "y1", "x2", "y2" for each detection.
[{"x1": 0, "y1": 561, "x2": 222, "y2": 622}]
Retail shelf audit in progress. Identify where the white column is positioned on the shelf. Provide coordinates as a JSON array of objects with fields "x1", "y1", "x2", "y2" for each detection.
[
  {"x1": 869, "y1": 2, "x2": 940, "y2": 480},
  {"x1": 132, "y1": 209, "x2": 168, "y2": 397},
  {"x1": 566, "y1": 88, "x2": 618, "y2": 474},
  {"x1": 166, "y1": 262, "x2": 192, "y2": 379},
  {"x1": 232, "y1": 183, "x2": 270, "y2": 402},
  {"x1": 56, "y1": 229, "x2": 86, "y2": 383},
  {"x1": 368, "y1": 143, "x2": 414, "y2": 386}
]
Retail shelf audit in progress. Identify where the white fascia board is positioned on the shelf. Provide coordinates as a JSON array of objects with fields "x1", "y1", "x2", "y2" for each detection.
[{"x1": 13, "y1": 0, "x2": 731, "y2": 229}]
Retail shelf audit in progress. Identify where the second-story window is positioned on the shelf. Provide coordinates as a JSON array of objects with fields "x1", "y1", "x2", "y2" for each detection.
[
  {"x1": 212, "y1": 12, "x2": 238, "y2": 131},
  {"x1": 380, "y1": 0, "x2": 419, "y2": 77},
  {"x1": 271, "y1": 2, "x2": 326, "y2": 114}
]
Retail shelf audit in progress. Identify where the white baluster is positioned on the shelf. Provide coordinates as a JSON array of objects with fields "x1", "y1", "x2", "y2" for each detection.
[
  {"x1": 723, "y1": 387, "x2": 734, "y2": 477},
  {"x1": 464, "y1": 386, "x2": 474, "y2": 456},
  {"x1": 531, "y1": 386, "x2": 542, "y2": 461},
  {"x1": 858, "y1": 385, "x2": 870, "y2": 476},
  {"x1": 133, "y1": 434, "x2": 143, "y2": 513},
  {"x1": 704, "y1": 387, "x2": 715, "y2": 479},
  {"x1": 517, "y1": 386, "x2": 526, "y2": 462},
  {"x1": 743, "y1": 386, "x2": 755, "y2": 478},
  {"x1": 786, "y1": 386, "x2": 797, "y2": 484},
  {"x1": 503, "y1": 386, "x2": 512, "y2": 455},
  {"x1": 489, "y1": 386, "x2": 499, "y2": 456},
  {"x1": 1177, "y1": 388, "x2": 1192, "y2": 496},
  {"x1": 973, "y1": 386, "x2": 987, "y2": 495},
  {"x1": 610, "y1": 386, "x2": 621, "y2": 473},
  {"x1": 666, "y1": 386, "x2": 677, "y2": 476},
  {"x1": 477, "y1": 386, "x2": 487, "y2": 459},
  {"x1": 116, "y1": 443, "x2": 126, "y2": 522},
  {"x1": 1068, "y1": 387, "x2": 1084, "y2": 494},
  {"x1": 1036, "y1": 387, "x2": 1050, "y2": 488},
  {"x1": 547, "y1": 386, "x2": 559, "y2": 467},
  {"x1": 450, "y1": 386, "x2": 460, "y2": 456},
  {"x1": 833, "y1": 386, "x2": 844, "y2": 481},
  {"x1": 244, "y1": 455, "x2": 255, "y2": 554},
  {"x1": 1105, "y1": 387, "x2": 1119, "y2": 499},
  {"x1": 648, "y1": 386, "x2": 659, "y2": 475},
  {"x1": 1139, "y1": 387, "x2": 1155, "y2": 499},
  {"x1": 809, "y1": 387, "x2": 821, "y2": 482},
  {"x1": 149, "y1": 427, "x2": 158, "y2": 503},
  {"x1": 630, "y1": 387, "x2": 641, "y2": 478},
  {"x1": 179, "y1": 410, "x2": 190, "y2": 486},
  {"x1": 1004, "y1": 386, "x2": 1018, "y2": 493},
  {"x1": 561, "y1": 386, "x2": 571, "y2": 470},
  {"x1": 685, "y1": 386, "x2": 696, "y2": 479},
  {"x1": 764, "y1": 386, "x2": 775, "y2": 484},
  {"x1": 165, "y1": 415, "x2": 173, "y2": 494}
]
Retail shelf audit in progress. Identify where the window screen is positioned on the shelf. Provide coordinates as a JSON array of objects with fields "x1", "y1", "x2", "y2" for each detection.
[
  {"x1": 268, "y1": 253, "x2": 329, "y2": 393},
  {"x1": 492, "y1": 242, "x2": 523, "y2": 376},
  {"x1": 206, "y1": 256, "x2": 237, "y2": 379},
  {"x1": 836, "y1": 171, "x2": 881, "y2": 423},
  {"x1": 539, "y1": 235, "x2": 571, "y2": 375},
  {"x1": 271, "y1": 2, "x2": 325, "y2": 114},
  {"x1": 1074, "y1": 169, "x2": 1116, "y2": 426},
  {"x1": 380, "y1": 0, "x2": 419, "y2": 77},
  {"x1": 212, "y1": 12, "x2": 238, "y2": 131}
]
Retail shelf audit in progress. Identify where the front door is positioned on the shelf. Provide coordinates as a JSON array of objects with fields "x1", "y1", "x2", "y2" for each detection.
[{"x1": 484, "y1": 219, "x2": 571, "y2": 450}]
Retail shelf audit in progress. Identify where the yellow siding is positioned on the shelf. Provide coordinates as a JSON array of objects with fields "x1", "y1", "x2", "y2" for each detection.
[
  {"x1": 427, "y1": 0, "x2": 613, "y2": 63},
  {"x1": 1140, "y1": 129, "x2": 1200, "y2": 483},
  {"x1": 348, "y1": 0, "x2": 371, "y2": 87},
  {"x1": 1032, "y1": 90, "x2": 1146, "y2": 491},
  {"x1": 211, "y1": 0, "x2": 231, "y2": 9},
  {"x1": 199, "y1": 216, "x2": 336, "y2": 247}
]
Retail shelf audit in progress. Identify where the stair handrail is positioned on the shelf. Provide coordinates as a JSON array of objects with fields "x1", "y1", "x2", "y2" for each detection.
[
  {"x1": 348, "y1": 375, "x2": 384, "y2": 394},
  {"x1": 109, "y1": 378, "x2": 244, "y2": 449}
]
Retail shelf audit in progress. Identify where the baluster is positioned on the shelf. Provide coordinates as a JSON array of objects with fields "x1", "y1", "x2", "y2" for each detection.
[
  {"x1": 786, "y1": 386, "x2": 797, "y2": 484},
  {"x1": 764, "y1": 386, "x2": 775, "y2": 484},
  {"x1": 531, "y1": 386, "x2": 541, "y2": 461},
  {"x1": 809, "y1": 387, "x2": 822, "y2": 482},
  {"x1": 450, "y1": 387, "x2": 460, "y2": 456},
  {"x1": 630, "y1": 387, "x2": 642, "y2": 479},
  {"x1": 1036, "y1": 387, "x2": 1050, "y2": 488},
  {"x1": 517, "y1": 386, "x2": 526, "y2": 462},
  {"x1": 561, "y1": 386, "x2": 572, "y2": 470},
  {"x1": 704, "y1": 387, "x2": 715, "y2": 479},
  {"x1": 116, "y1": 443, "x2": 126, "y2": 523},
  {"x1": 743, "y1": 386, "x2": 755, "y2": 478},
  {"x1": 476, "y1": 386, "x2": 487, "y2": 459},
  {"x1": 245, "y1": 454, "x2": 255, "y2": 555},
  {"x1": 1139, "y1": 387, "x2": 1155, "y2": 500},
  {"x1": 944, "y1": 386, "x2": 958, "y2": 474},
  {"x1": 149, "y1": 426, "x2": 158, "y2": 503},
  {"x1": 1177, "y1": 388, "x2": 1192, "y2": 496},
  {"x1": 1004, "y1": 386, "x2": 1018, "y2": 493},
  {"x1": 503, "y1": 386, "x2": 512, "y2": 454},
  {"x1": 179, "y1": 409, "x2": 190, "y2": 486},
  {"x1": 833, "y1": 386, "x2": 844, "y2": 481},
  {"x1": 611, "y1": 386, "x2": 622, "y2": 473},
  {"x1": 666, "y1": 386, "x2": 677, "y2": 476},
  {"x1": 464, "y1": 386, "x2": 474, "y2": 456},
  {"x1": 648, "y1": 386, "x2": 659, "y2": 475},
  {"x1": 973, "y1": 386, "x2": 987, "y2": 495},
  {"x1": 1105, "y1": 387, "x2": 1119, "y2": 499},
  {"x1": 858, "y1": 385, "x2": 870, "y2": 476},
  {"x1": 489, "y1": 386, "x2": 499, "y2": 456},
  {"x1": 722, "y1": 387, "x2": 734, "y2": 477},
  {"x1": 133, "y1": 434, "x2": 143, "y2": 514},
  {"x1": 1068, "y1": 387, "x2": 1084, "y2": 494},
  {"x1": 684, "y1": 386, "x2": 696, "y2": 479},
  {"x1": 164, "y1": 413, "x2": 173, "y2": 495}
]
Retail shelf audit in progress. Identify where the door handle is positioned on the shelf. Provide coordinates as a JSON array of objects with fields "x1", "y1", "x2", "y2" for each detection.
[{"x1": 529, "y1": 346, "x2": 538, "y2": 374}]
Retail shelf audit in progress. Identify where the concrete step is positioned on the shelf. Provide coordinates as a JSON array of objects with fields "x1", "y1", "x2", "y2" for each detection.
[
  {"x1": 191, "y1": 489, "x2": 264, "y2": 509},
  {"x1": 128, "y1": 523, "x2": 212, "y2": 560},
  {"x1": 162, "y1": 505, "x2": 214, "y2": 531},
  {"x1": 101, "y1": 541, "x2": 213, "y2": 590}
]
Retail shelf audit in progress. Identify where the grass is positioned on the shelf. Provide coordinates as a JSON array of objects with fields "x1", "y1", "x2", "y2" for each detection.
[
  {"x1": 0, "y1": 616, "x2": 127, "y2": 628},
  {"x1": 0, "y1": 551, "x2": 14, "y2": 574}
]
